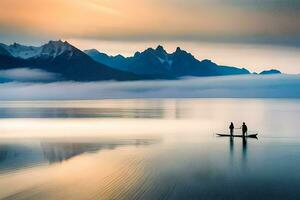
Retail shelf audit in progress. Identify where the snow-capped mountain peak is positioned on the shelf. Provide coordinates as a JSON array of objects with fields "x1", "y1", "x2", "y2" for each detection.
[
  {"x1": 154, "y1": 45, "x2": 173, "y2": 69},
  {"x1": 0, "y1": 42, "x2": 42, "y2": 59},
  {"x1": 39, "y1": 40, "x2": 74, "y2": 59},
  {"x1": 0, "y1": 40, "x2": 76, "y2": 60}
]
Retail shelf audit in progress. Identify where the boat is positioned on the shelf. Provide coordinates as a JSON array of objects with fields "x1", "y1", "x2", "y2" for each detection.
[{"x1": 216, "y1": 133, "x2": 258, "y2": 138}]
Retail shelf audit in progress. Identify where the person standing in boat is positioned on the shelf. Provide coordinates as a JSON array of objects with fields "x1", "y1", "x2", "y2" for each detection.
[
  {"x1": 241, "y1": 122, "x2": 248, "y2": 137},
  {"x1": 229, "y1": 122, "x2": 234, "y2": 136}
]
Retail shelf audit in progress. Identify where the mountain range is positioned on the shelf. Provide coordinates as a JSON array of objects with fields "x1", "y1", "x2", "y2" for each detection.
[
  {"x1": 84, "y1": 45, "x2": 251, "y2": 77},
  {"x1": 0, "y1": 41, "x2": 141, "y2": 81},
  {"x1": 0, "y1": 40, "x2": 281, "y2": 82}
]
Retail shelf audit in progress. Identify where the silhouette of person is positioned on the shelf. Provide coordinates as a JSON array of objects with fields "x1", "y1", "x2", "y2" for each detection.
[
  {"x1": 241, "y1": 122, "x2": 248, "y2": 137},
  {"x1": 229, "y1": 122, "x2": 234, "y2": 136}
]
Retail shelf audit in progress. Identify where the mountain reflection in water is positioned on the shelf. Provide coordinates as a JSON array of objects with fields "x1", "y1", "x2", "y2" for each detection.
[
  {"x1": 41, "y1": 139, "x2": 157, "y2": 163},
  {"x1": 0, "y1": 138, "x2": 159, "y2": 173}
]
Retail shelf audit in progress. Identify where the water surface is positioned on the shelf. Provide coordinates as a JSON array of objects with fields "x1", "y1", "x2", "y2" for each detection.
[{"x1": 0, "y1": 99, "x2": 300, "y2": 200}]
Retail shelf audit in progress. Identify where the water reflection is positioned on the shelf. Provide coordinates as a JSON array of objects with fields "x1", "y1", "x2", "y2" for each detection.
[
  {"x1": 242, "y1": 137, "x2": 248, "y2": 169},
  {"x1": 227, "y1": 136, "x2": 249, "y2": 170},
  {"x1": 41, "y1": 139, "x2": 157, "y2": 164},
  {"x1": 229, "y1": 137, "x2": 234, "y2": 155},
  {"x1": 0, "y1": 138, "x2": 159, "y2": 173},
  {"x1": 0, "y1": 99, "x2": 300, "y2": 200},
  {"x1": 0, "y1": 107, "x2": 166, "y2": 119},
  {"x1": 229, "y1": 137, "x2": 234, "y2": 166}
]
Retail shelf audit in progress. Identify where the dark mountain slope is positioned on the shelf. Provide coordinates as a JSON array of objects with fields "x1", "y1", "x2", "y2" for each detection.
[
  {"x1": 0, "y1": 41, "x2": 143, "y2": 81},
  {"x1": 85, "y1": 45, "x2": 250, "y2": 78}
]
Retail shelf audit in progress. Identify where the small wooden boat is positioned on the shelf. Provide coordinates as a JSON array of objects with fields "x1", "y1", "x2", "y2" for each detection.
[{"x1": 216, "y1": 133, "x2": 258, "y2": 138}]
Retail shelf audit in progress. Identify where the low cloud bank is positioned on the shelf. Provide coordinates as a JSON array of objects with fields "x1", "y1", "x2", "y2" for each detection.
[
  {"x1": 0, "y1": 75, "x2": 299, "y2": 100},
  {"x1": 0, "y1": 68, "x2": 59, "y2": 82}
]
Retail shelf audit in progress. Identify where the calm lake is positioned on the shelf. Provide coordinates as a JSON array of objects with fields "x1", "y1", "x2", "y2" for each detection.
[{"x1": 0, "y1": 99, "x2": 300, "y2": 200}]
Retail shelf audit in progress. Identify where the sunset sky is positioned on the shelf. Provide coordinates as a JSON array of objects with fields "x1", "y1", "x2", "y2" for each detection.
[{"x1": 0, "y1": 0, "x2": 300, "y2": 73}]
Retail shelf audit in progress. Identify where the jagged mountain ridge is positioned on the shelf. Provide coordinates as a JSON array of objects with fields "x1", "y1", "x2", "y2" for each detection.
[
  {"x1": 0, "y1": 40, "x2": 142, "y2": 81},
  {"x1": 0, "y1": 43, "x2": 41, "y2": 59},
  {"x1": 0, "y1": 40, "x2": 282, "y2": 82},
  {"x1": 85, "y1": 45, "x2": 250, "y2": 77},
  {"x1": 1, "y1": 40, "x2": 88, "y2": 60}
]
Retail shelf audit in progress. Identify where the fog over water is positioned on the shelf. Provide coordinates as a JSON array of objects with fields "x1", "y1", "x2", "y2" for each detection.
[
  {"x1": 0, "y1": 68, "x2": 59, "y2": 82},
  {"x1": 0, "y1": 74, "x2": 299, "y2": 100}
]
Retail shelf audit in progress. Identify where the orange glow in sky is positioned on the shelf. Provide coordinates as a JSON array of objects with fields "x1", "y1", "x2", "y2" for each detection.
[{"x1": 0, "y1": 0, "x2": 300, "y2": 73}]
